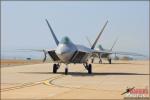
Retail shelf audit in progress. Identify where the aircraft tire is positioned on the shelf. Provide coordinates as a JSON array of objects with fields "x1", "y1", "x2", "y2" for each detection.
[
  {"x1": 53, "y1": 64, "x2": 57, "y2": 73},
  {"x1": 65, "y1": 67, "x2": 68, "y2": 75},
  {"x1": 88, "y1": 64, "x2": 92, "y2": 74}
]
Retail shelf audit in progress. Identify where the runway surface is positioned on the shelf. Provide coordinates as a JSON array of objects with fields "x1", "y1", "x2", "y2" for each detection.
[{"x1": 1, "y1": 60, "x2": 149, "y2": 99}]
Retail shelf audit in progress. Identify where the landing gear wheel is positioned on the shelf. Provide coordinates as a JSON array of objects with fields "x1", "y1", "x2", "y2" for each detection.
[
  {"x1": 53, "y1": 64, "x2": 57, "y2": 73},
  {"x1": 83, "y1": 63, "x2": 92, "y2": 74},
  {"x1": 65, "y1": 67, "x2": 68, "y2": 75},
  {"x1": 108, "y1": 59, "x2": 111, "y2": 64},
  {"x1": 88, "y1": 64, "x2": 92, "y2": 74}
]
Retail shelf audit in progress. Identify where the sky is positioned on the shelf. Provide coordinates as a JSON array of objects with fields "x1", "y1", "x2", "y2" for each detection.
[{"x1": 1, "y1": 1, "x2": 149, "y2": 59}]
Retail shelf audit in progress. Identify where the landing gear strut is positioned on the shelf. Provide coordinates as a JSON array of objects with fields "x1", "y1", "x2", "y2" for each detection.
[
  {"x1": 53, "y1": 64, "x2": 59, "y2": 73},
  {"x1": 84, "y1": 63, "x2": 92, "y2": 74},
  {"x1": 99, "y1": 54, "x2": 102, "y2": 64}
]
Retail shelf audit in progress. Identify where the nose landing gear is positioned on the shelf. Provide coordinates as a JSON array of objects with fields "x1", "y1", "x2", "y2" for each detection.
[{"x1": 53, "y1": 63, "x2": 69, "y2": 75}]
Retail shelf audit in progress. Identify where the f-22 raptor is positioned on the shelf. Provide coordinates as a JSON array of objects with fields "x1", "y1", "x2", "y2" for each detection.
[
  {"x1": 86, "y1": 27, "x2": 145, "y2": 64},
  {"x1": 43, "y1": 19, "x2": 110, "y2": 74}
]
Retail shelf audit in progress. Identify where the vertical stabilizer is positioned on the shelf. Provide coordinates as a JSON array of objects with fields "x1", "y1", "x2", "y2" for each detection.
[
  {"x1": 98, "y1": 45, "x2": 104, "y2": 51},
  {"x1": 91, "y1": 20, "x2": 108, "y2": 49},
  {"x1": 86, "y1": 36, "x2": 92, "y2": 47},
  {"x1": 45, "y1": 19, "x2": 59, "y2": 46},
  {"x1": 110, "y1": 38, "x2": 118, "y2": 51}
]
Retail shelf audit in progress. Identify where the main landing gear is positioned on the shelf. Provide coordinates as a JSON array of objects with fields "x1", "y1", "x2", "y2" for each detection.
[
  {"x1": 53, "y1": 64, "x2": 60, "y2": 73},
  {"x1": 84, "y1": 63, "x2": 92, "y2": 74},
  {"x1": 52, "y1": 63, "x2": 68, "y2": 75},
  {"x1": 53, "y1": 63, "x2": 92, "y2": 75},
  {"x1": 65, "y1": 67, "x2": 68, "y2": 75}
]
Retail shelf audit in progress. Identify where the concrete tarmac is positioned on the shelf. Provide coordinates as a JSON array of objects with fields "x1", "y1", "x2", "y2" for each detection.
[{"x1": 1, "y1": 60, "x2": 149, "y2": 99}]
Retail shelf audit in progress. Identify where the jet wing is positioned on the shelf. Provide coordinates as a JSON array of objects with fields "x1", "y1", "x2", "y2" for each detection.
[
  {"x1": 17, "y1": 49, "x2": 60, "y2": 62},
  {"x1": 110, "y1": 51, "x2": 145, "y2": 57},
  {"x1": 16, "y1": 49, "x2": 55, "y2": 52},
  {"x1": 92, "y1": 50, "x2": 145, "y2": 57}
]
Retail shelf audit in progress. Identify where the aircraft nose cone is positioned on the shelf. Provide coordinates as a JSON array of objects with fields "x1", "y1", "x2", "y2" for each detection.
[
  {"x1": 56, "y1": 45, "x2": 70, "y2": 55},
  {"x1": 55, "y1": 43, "x2": 77, "y2": 63}
]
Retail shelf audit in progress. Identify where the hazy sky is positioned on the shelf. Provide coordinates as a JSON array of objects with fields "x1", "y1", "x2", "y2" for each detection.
[{"x1": 1, "y1": 1, "x2": 149, "y2": 59}]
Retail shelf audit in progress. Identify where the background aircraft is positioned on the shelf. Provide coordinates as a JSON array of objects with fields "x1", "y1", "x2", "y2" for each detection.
[
  {"x1": 91, "y1": 41, "x2": 145, "y2": 64},
  {"x1": 86, "y1": 29, "x2": 145, "y2": 64},
  {"x1": 86, "y1": 37, "x2": 118, "y2": 64}
]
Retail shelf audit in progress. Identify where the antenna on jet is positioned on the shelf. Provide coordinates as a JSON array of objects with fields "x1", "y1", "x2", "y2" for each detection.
[
  {"x1": 91, "y1": 20, "x2": 108, "y2": 49},
  {"x1": 45, "y1": 19, "x2": 59, "y2": 46}
]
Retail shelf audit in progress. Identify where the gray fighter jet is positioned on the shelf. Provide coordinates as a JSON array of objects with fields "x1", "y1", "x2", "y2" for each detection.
[
  {"x1": 87, "y1": 32, "x2": 145, "y2": 64},
  {"x1": 86, "y1": 37, "x2": 118, "y2": 64},
  {"x1": 42, "y1": 19, "x2": 110, "y2": 74}
]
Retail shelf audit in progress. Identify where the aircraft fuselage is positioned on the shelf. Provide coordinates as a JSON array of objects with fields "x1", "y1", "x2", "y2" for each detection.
[{"x1": 54, "y1": 37, "x2": 92, "y2": 64}]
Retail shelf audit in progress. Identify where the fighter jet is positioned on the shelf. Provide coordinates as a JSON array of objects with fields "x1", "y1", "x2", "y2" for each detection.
[
  {"x1": 95, "y1": 42, "x2": 118, "y2": 64},
  {"x1": 94, "y1": 38, "x2": 119, "y2": 64},
  {"x1": 40, "y1": 19, "x2": 110, "y2": 74},
  {"x1": 86, "y1": 38, "x2": 118, "y2": 64},
  {"x1": 90, "y1": 39, "x2": 144, "y2": 64},
  {"x1": 86, "y1": 26, "x2": 145, "y2": 64}
]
